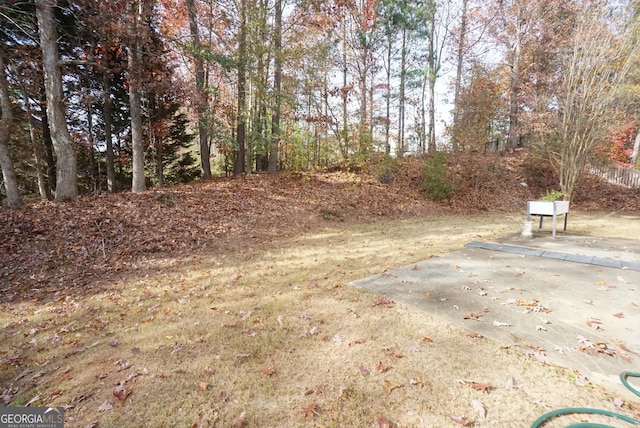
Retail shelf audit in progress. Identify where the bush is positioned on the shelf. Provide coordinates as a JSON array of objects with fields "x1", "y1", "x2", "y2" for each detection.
[
  {"x1": 421, "y1": 152, "x2": 456, "y2": 202},
  {"x1": 367, "y1": 153, "x2": 400, "y2": 184}
]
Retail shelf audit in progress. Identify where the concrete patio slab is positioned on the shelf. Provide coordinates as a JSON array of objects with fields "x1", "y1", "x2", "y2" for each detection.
[{"x1": 351, "y1": 233, "x2": 640, "y2": 398}]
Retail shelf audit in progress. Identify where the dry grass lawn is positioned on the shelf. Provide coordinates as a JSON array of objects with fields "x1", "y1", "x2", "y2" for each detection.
[{"x1": 2, "y1": 210, "x2": 640, "y2": 427}]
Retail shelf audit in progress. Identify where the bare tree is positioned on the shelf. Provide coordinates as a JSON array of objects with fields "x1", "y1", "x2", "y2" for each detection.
[{"x1": 536, "y1": 3, "x2": 640, "y2": 200}]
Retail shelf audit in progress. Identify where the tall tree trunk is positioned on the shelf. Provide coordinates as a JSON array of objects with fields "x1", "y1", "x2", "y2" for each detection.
[
  {"x1": 39, "y1": 89, "x2": 56, "y2": 191},
  {"x1": 35, "y1": 0, "x2": 77, "y2": 201},
  {"x1": 452, "y1": 0, "x2": 468, "y2": 152},
  {"x1": 129, "y1": 0, "x2": 146, "y2": 192},
  {"x1": 507, "y1": 6, "x2": 524, "y2": 151},
  {"x1": 0, "y1": 49, "x2": 23, "y2": 207},
  {"x1": 397, "y1": 27, "x2": 407, "y2": 157},
  {"x1": 268, "y1": 0, "x2": 282, "y2": 172},
  {"x1": 427, "y1": 12, "x2": 437, "y2": 153},
  {"x1": 341, "y1": 11, "x2": 349, "y2": 159},
  {"x1": 384, "y1": 36, "x2": 392, "y2": 155},
  {"x1": 103, "y1": 74, "x2": 116, "y2": 192},
  {"x1": 359, "y1": 32, "x2": 368, "y2": 155},
  {"x1": 23, "y1": 89, "x2": 50, "y2": 200},
  {"x1": 185, "y1": 0, "x2": 211, "y2": 179},
  {"x1": 234, "y1": 0, "x2": 248, "y2": 175},
  {"x1": 83, "y1": 74, "x2": 98, "y2": 191}
]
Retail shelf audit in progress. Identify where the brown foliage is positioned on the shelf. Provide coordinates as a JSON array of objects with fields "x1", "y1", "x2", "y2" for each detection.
[{"x1": 1, "y1": 151, "x2": 638, "y2": 301}]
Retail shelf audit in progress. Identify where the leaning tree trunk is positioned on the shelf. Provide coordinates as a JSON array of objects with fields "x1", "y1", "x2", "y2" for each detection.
[
  {"x1": 0, "y1": 49, "x2": 23, "y2": 207},
  {"x1": 35, "y1": 0, "x2": 77, "y2": 201}
]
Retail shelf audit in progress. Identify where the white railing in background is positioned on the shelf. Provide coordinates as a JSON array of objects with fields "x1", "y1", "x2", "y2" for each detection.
[{"x1": 588, "y1": 164, "x2": 640, "y2": 188}]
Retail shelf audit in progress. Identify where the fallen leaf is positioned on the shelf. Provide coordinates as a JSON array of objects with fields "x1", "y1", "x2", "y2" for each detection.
[
  {"x1": 449, "y1": 414, "x2": 471, "y2": 426},
  {"x1": 377, "y1": 362, "x2": 390, "y2": 373},
  {"x1": 422, "y1": 337, "x2": 433, "y2": 343},
  {"x1": 261, "y1": 367, "x2": 276, "y2": 377},
  {"x1": 534, "y1": 351, "x2": 551, "y2": 365},
  {"x1": 472, "y1": 399, "x2": 486, "y2": 418},
  {"x1": 98, "y1": 401, "x2": 113, "y2": 412},
  {"x1": 614, "y1": 340, "x2": 640, "y2": 356},
  {"x1": 373, "y1": 297, "x2": 394, "y2": 307},
  {"x1": 377, "y1": 416, "x2": 397, "y2": 427},
  {"x1": 613, "y1": 312, "x2": 624, "y2": 319},
  {"x1": 113, "y1": 385, "x2": 131, "y2": 402},
  {"x1": 463, "y1": 312, "x2": 482, "y2": 320},
  {"x1": 409, "y1": 378, "x2": 428, "y2": 387},
  {"x1": 614, "y1": 397, "x2": 624, "y2": 409},
  {"x1": 493, "y1": 320, "x2": 512, "y2": 327},
  {"x1": 231, "y1": 411, "x2": 246, "y2": 427},
  {"x1": 303, "y1": 403, "x2": 318, "y2": 418},
  {"x1": 466, "y1": 381, "x2": 491, "y2": 393},
  {"x1": 383, "y1": 379, "x2": 403, "y2": 395}
]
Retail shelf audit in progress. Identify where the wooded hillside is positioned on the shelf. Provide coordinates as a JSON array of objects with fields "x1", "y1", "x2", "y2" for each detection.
[{"x1": 2, "y1": 152, "x2": 639, "y2": 302}]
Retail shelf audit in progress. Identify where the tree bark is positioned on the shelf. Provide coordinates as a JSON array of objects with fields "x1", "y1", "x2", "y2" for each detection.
[
  {"x1": 427, "y1": 12, "x2": 437, "y2": 153},
  {"x1": 397, "y1": 28, "x2": 407, "y2": 157},
  {"x1": 35, "y1": 0, "x2": 78, "y2": 201},
  {"x1": 384, "y1": 35, "x2": 392, "y2": 156},
  {"x1": 185, "y1": 0, "x2": 211, "y2": 179},
  {"x1": 632, "y1": 128, "x2": 640, "y2": 166},
  {"x1": 452, "y1": 0, "x2": 468, "y2": 152},
  {"x1": 268, "y1": 0, "x2": 282, "y2": 172},
  {"x1": 129, "y1": 0, "x2": 146, "y2": 193},
  {"x1": 234, "y1": 0, "x2": 247, "y2": 175},
  {"x1": 507, "y1": 5, "x2": 524, "y2": 151},
  {"x1": 23, "y1": 89, "x2": 50, "y2": 200},
  {"x1": 341, "y1": 10, "x2": 349, "y2": 159},
  {"x1": 0, "y1": 48, "x2": 23, "y2": 207},
  {"x1": 103, "y1": 74, "x2": 116, "y2": 192},
  {"x1": 39, "y1": 89, "x2": 56, "y2": 191}
]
